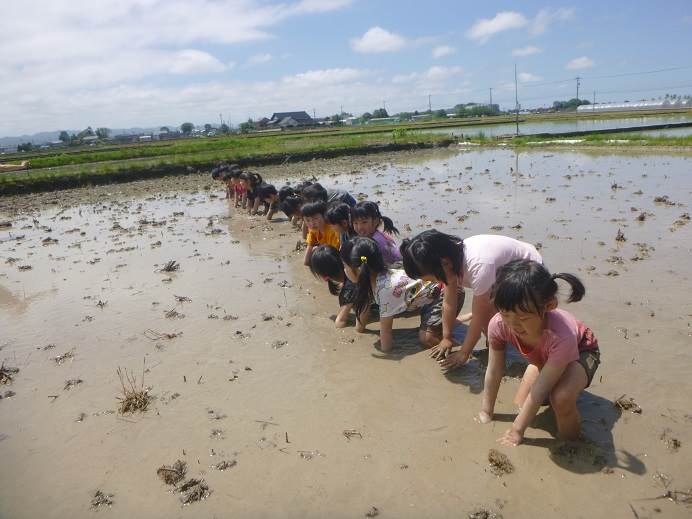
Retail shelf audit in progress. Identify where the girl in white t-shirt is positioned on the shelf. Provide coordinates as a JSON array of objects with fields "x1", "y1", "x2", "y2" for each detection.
[
  {"x1": 400, "y1": 230, "x2": 542, "y2": 369},
  {"x1": 340, "y1": 237, "x2": 465, "y2": 352}
]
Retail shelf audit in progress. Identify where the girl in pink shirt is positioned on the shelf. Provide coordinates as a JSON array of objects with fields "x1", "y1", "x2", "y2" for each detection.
[{"x1": 479, "y1": 260, "x2": 600, "y2": 446}]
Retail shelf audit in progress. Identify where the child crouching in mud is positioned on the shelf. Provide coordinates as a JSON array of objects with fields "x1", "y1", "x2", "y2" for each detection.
[
  {"x1": 341, "y1": 237, "x2": 464, "y2": 351},
  {"x1": 479, "y1": 259, "x2": 600, "y2": 446}
]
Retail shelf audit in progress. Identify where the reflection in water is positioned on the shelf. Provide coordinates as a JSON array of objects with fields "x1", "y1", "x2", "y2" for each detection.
[{"x1": 0, "y1": 283, "x2": 58, "y2": 316}]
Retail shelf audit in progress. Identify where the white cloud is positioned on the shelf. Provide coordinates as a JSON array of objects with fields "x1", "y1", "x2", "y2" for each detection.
[
  {"x1": 392, "y1": 66, "x2": 463, "y2": 85},
  {"x1": 249, "y1": 53, "x2": 273, "y2": 65},
  {"x1": 511, "y1": 45, "x2": 542, "y2": 57},
  {"x1": 432, "y1": 45, "x2": 455, "y2": 58},
  {"x1": 530, "y1": 7, "x2": 575, "y2": 36},
  {"x1": 566, "y1": 56, "x2": 594, "y2": 70},
  {"x1": 0, "y1": 0, "x2": 355, "y2": 136},
  {"x1": 466, "y1": 11, "x2": 528, "y2": 43},
  {"x1": 518, "y1": 72, "x2": 543, "y2": 83},
  {"x1": 351, "y1": 26, "x2": 406, "y2": 53},
  {"x1": 169, "y1": 50, "x2": 229, "y2": 74},
  {"x1": 282, "y1": 68, "x2": 371, "y2": 87}
]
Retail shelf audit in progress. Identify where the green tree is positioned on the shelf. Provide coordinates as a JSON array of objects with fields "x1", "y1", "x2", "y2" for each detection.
[
  {"x1": 160, "y1": 126, "x2": 170, "y2": 132},
  {"x1": 372, "y1": 108, "x2": 389, "y2": 118},
  {"x1": 330, "y1": 114, "x2": 342, "y2": 124},
  {"x1": 239, "y1": 118, "x2": 254, "y2": 134},
  {"x1": 59, "y1": 131, "x2": 70, "y2": 143},
  {"x1": 361, "y1": 112, "x2": 372, "y2": 120},
  {"x1": 204, "y1": 123, "x2": 213, "y2": 133},
  {"x1": 17, "y1": 142, "x2": 34, "y2": 152},
  {"x1": 220, "y1": 123, "x2": 229, "y2": 134},
  {"x1": 435, "y1": 109, "x2": 448, "y2": 118},
  {"x1": 95, "y1": 127, "x2": 110, "y2": 139},
  {"x1": 180, "y1": 122, "x2": 194, "y2": 135}
]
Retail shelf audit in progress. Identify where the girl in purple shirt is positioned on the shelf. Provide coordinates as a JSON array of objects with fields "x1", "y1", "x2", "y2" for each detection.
[{"x1": 351, "y1": 201, "x2": 402, "y2": 266}]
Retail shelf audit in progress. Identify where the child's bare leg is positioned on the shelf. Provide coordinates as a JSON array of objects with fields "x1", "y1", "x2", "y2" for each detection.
[
  {"x1": 514, "y1": 364, "x2": 540, "y2": 407},
  {"x1": 549, "y1": 362, "x2": 588, "y2": 441},
  {"x1": 335, "y1": 304, "x2": 352, "y2": 328},
  {"x1": 356, "y1": 304, "x2": 370, "y2": 333}
]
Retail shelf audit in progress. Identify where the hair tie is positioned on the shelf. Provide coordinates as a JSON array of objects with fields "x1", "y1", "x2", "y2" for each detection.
[{"x1": 360, "y1": 255, "x2": 368, "y2": 264}]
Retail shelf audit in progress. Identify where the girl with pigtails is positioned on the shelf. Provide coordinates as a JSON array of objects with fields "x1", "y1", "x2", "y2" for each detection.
[
  {"x1": 339, "y1": 237, "x2": 464, "y2": 352},
  {"x1": 480, "y1": 259, "x2": 600, "y2": 446},
  {"x1": 350, "y1": 201, "x2": 402, "y2": 266}
]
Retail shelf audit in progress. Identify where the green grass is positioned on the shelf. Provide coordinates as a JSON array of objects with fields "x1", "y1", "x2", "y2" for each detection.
[{"x1": 0, "y1": 131, "x2": 449, "y2": 191}]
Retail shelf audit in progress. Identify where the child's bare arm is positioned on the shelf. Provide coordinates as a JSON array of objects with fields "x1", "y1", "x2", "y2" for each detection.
[
  {"x1": 480, "y1": 344, "x2": 505, "y2": 423},
  {"x1": 378, "y1": 316, "x2": 395, "y2": 352},
  {"x1": 500, "y1": 363, "x2": 566, "y2": 446},
  {"x1": 303, "y1": 245, "x2": 314, "y2": 266}
]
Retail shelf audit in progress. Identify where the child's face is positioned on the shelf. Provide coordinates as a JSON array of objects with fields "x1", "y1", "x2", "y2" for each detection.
[
  {"x1": 230, "y1": 177, "x2": 239, "y2": 186},
  {"x1": 353, "y1": 217, "x2": 378, "y2": 237},
  {"x1": 304, "y1": 213, "x2": 325, "y2": 231},
  {"x1": 239, "y1": 179, "x2": 248, "y2": 189},
  {"x1": 499, "y1": 307, "x2": 545, "y2": 340},
  {"x1": 336, "y1": 220, "x2": 349, "y2": 232}
]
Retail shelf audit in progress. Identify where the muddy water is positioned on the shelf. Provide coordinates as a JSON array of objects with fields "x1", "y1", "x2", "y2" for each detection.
[{"x1": 1, "y1": 147, "x2": 691, "y2": 519}]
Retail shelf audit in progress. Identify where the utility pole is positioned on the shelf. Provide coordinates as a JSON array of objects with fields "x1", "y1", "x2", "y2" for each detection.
[
  {"x1": 313, "y1": 108, "x2": 316, "y2": 121},
  {"x1": 340, "y1": 104, "x2": 343, "y2": 116},
  {"x1": 219, "y1": 113, "x2": 223, "y2": 127},
  {"x1": 428, "y1": 94, "x2": 432, "y2": 113},
  {"x1": 514, "y1": 64, "x2": 520, "y2": 136},
  {"x1": 489, "y1": 87, "x2": 493, "y2": 108},
  {"x1": 383, "y1": 100, "x2": 387, "y2": 113},
  {"x1": 576, "y1": 76, "x2": 581, "y2": 101},
  {"x1": 593, "y1": 90, "x2": 596, "y2": 112}
]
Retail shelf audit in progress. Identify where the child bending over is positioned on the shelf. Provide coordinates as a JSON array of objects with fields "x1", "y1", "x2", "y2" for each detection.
[
  {"x1": 351, "y1": 201, "x2": 402, "y2": 266},
  {"x1": 400, "y1": 230, "x2": 542, "y2": 368},
  {"x1": 309, "y1": 245, "x2": 357, "y2": 328},
  {"x1": 341, "y1": 237, "x2": 464, "y2": 350},
  {"x1": 302, "y1": 201, "x2": 340, "y2": 265},
  {"x1": 480, "y1": 260, "x2": 600, "y2": 446},
  {"x1": 326, "y1": 202, "x2": 355, "y2": 246}
]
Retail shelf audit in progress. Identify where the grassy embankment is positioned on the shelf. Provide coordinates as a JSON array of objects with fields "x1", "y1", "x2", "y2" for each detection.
[{"x1": 0, "y1": 129, "x2": 449, "y2": 194}]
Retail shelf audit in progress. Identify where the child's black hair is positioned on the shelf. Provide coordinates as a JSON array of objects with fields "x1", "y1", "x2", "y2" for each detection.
[
  {"x1": 491, "y1": 260, "x2": 585, "y2": 315},
  {"x1": 278, "y1": 185, "x2": 296, "y2": 202},
  {"x1": 339, "y1": 237, "x2": 386, "y2": 323},
  {"x1": 326, "y1": 202, "x2": 351, "y2": 226},
  {"x1": 302, "y1": 183, "x2": 328, "y2": 202},
  {"x1": 257, "y1": 183, "x2": 278, "y2": 201},
  {"x1": 309, "y1": 245, "x2": 344, "y2": 294},
  {"x1": 221, "y1": 170, "x2": 234, "y2": 181},
  {"x1": 240, "y1": 171, "x2": 263, "y2": 189},
  {"x1": 399, "y1": 229, "x2": 462, "y2": 284},
  {"x1": 279, "y1": 196, "x2": 302, "y2": 218},
  {"x1": 351, "y1": 200, "x2": 399, "y2": 235},
  {"x1": 301, "y1": 200, "x2": 327, "y2": 218},
  {"x1": 229, "y1": 168, "x2": 242, "y2": 179}
]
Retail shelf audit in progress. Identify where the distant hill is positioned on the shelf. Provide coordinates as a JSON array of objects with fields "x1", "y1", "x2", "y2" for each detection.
[{"x1": 0, "y1": 127, "x2": 176, "y2": 148}]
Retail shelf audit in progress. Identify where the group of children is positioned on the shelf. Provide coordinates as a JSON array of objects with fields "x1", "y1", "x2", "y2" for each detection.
[{"x1": 212, "y1": 161, "x2": 601, "y2": 447}]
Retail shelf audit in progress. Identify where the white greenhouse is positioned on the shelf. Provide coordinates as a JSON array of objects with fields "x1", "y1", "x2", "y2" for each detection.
[{"x1": 577, "y1": 98, "x2": 692, "y2": 113}]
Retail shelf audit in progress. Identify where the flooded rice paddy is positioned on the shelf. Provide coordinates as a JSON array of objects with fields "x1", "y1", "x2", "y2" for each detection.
[
  {"x1": 1, "y1": 147, "x2": 691, "y2": 518},
  {"x1": 423, "y1": 113, "x2": 692, "y2": 137}
]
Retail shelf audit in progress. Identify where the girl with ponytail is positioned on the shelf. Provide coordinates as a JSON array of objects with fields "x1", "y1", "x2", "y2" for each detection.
[
  {"x1": 351, "y1": 201, "x2": 402, "y2": 266},
  {"x1": 239, "y1": 171, "x2": 264, "y2": 215},
  {"x1": 480, "y1": 259, "x2": 600, "y2": 446},
  {"x1": 340, "y1": 237, "x2": 465, "y2": 352}
]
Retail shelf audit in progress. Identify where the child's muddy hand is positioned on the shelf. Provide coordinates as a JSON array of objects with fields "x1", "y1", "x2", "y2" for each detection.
[
  {"x1": 497, "y1": 428, "x2": 523, "y2": 447},
  {"x1": 429, "y1": 338, "x2": 454, "y2": 359},
  {"x1": 439, "y1": 349, "x2": 469, "y2": 370},
  {"x1": 477, "y1": 411, "x2": 492, "y2": 424}
]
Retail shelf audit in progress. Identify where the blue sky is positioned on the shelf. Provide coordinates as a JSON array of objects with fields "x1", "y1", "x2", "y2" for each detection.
[{"x1": 1, "y1": 0, "x2": 691, "y2": 137}]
